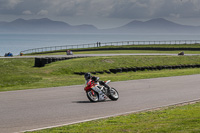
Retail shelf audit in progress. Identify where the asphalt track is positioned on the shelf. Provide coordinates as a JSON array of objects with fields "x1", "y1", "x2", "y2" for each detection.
[
  {"x1": 0, "y1": 74, "x2": 200, "y2": 133},
  {"x1": 1, "y1": 53, "x2": 200, "y2": 58}
]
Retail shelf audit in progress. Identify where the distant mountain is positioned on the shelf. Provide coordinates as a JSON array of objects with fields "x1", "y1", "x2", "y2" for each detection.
[
  {"x1": 0, "y1": 18, "x2": 98, "y2": 33},
  {"x1": 1, "y1": 18, "x2": 200, "y2": 34},
  {"x1": 106, "y1": 18, "x2": 200, "y2": 34}
]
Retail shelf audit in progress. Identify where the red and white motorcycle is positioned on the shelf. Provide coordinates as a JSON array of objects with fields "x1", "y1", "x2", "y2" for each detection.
[{"x1": 84, "y1": 80, "x2": 119, "y2": 102}]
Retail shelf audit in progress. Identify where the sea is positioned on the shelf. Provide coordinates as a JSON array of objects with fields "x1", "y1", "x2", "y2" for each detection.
[{"x1": 1, "y1": 33, "x2": 200, "y2": 56}]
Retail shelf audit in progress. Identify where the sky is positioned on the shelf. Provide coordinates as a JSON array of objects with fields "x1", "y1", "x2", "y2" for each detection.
[{"x1": 0, "y1": 0, "x2": 200, "y2": 29}]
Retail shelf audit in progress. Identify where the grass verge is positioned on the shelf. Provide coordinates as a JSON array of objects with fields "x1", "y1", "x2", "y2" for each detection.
[
  {"x1": 73, "y1": 50, "x2": 200, "y2": 54},
  {"x1": 27, "y1": 101, "x2": 200, "y2": 133},
  {"x1": 1, "y1": 55, "x2": 200, "y2": 91}
]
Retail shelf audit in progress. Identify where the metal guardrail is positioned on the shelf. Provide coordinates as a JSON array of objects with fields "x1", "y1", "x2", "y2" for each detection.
[{"x1": 20, "y1": 40, "x2": 200, "y2": 54}]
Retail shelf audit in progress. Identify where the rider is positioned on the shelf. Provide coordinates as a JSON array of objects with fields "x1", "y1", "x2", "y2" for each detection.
[{"x1": 84, "y1": 73, "x2": 107, "y2": 101}]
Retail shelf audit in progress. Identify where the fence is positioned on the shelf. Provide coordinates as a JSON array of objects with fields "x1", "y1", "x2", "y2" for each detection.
[{"x1": 20, "y1": 40, "x2": 200, "y2": 54}]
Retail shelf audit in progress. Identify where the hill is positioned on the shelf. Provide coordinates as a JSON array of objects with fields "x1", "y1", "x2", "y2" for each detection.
[
  {"x1": 1, "y1": 18, "x2": 200, "y2": 34},
  {"x1": 106, "y1": 18, "x2": 200, "y2": 34},
  {"x1": 0, "y1": 18, "x2": 98, "y2": 33}
]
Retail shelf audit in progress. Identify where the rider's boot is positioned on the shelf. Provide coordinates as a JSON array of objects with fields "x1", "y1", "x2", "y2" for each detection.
[
  {"x1": 99, "y1": 81, "x2": 111, "y2": 95},
  {"x1": 104, "y1": 84, "x2": 111, "y2": 95}
]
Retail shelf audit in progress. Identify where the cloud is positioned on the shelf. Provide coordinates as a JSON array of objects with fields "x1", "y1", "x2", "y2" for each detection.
[
  {"x1": 37, "y1": 10, "x2": 48, "y2": 15},
  {"x1": 38, "y1": 0, "x2": 200, "y2": 20},
  {"x1": 170, "y1": 13, "x2": 180, "y2": 18},
  {"x1": 0, "y1": 0, "x2": 23, "y2": 9},
  {"x1": 1, "y1": 0, "x2": 200, "y2": 20},
  {"x1": 22, "y1": 10, "x2": 32, "y2": 15}
]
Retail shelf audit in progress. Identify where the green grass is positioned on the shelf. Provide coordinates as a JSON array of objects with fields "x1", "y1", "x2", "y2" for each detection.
[
  {"x1": 50, "y1": 55, "x2": 200, "y2": 74},
  {"x1": 104, "y1": 44, "x2": 200, "y2": 48},
  {"x1": 28, "y1": 102, "x2": 200, "y2": 133},
  {"x1": 100, "y1": 44, "x2": 200, "y2": 48},
  {"x1": 1, "y1": 55, "x2": 200, "y2": 91},
  {"x1": 73, "y1": 50, "x2": 200, "y2": 54},
  {"x1": 0, "y1": 58, "x2": 41, "y2": 89}
]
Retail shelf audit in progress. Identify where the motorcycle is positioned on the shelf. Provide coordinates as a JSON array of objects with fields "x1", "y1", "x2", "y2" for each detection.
[{"x1": 84, "y1": 80, "x2": 119, "y2": 102}]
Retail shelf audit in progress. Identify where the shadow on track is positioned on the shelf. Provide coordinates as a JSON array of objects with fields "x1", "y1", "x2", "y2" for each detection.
[
  {"x1": 73, "y1": 101, "x2": 92, "y2": 103},
  {"x1": 73, "y1": 100, "x2": 112, "y2": 104}
]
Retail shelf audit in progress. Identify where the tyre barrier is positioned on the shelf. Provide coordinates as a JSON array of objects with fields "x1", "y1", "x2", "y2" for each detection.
[
  {"x1": 34, "y1": 57, "x2": 78, "y2": 67},
  {"x1": 74, "y1": 64, "x2": 200, "y2": 75},
  {"x1": 104, "y1": 70, "x2": 111, "y2": 74}
]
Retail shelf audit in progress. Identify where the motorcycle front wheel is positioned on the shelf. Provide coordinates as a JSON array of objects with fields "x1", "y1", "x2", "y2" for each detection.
[
  {"x1": 108, "y1": 88, "x2": 119, "y2": 101},
  {"x1": 86, "y1": 90, "x2": 99, "y2": 102}
]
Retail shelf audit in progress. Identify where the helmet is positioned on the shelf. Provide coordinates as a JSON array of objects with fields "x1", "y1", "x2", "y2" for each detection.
[{"x1": 84, "y1": 73, "x2": 91, "y2": 80}]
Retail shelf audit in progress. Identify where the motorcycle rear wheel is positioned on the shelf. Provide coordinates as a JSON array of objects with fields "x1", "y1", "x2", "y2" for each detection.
[
  {"x1": 86, "y1": 90, "x2": 99, "y2": 102},
  {"x1": 108, "y1": 88, "x2": 119, "y2": 101}
]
